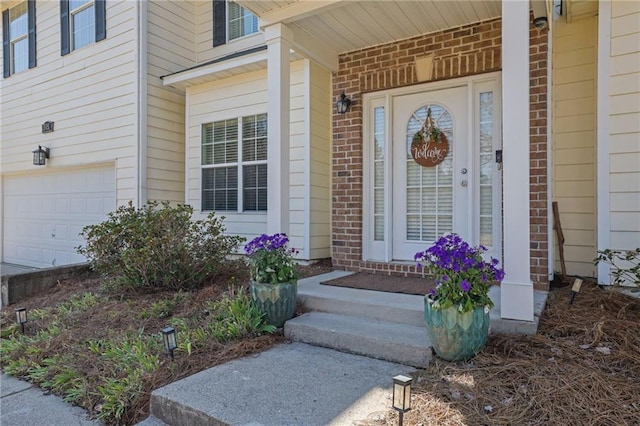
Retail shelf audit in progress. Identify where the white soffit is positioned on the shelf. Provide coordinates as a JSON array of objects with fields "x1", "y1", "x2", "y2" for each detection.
[{"x1": 239, "y1": 0, "x2": 502, "y2": 55}]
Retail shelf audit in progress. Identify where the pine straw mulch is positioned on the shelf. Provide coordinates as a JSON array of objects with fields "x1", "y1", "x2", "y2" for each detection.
[
  {"x1": 363, "y1": 282, "x2": 640, "y2": 426},
  {"x1": 0, "y1": 259, "x2": 335, "y2": 425}
]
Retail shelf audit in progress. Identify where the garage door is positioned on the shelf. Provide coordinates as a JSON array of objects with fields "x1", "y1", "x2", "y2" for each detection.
[{"x1": 3, "y1": 166, "x2": 116, "y2": 268}]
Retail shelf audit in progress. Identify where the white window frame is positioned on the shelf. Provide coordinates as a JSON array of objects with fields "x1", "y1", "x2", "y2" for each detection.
[
  {"x1": 201, "y1": 114, "x2": 268, "y2": 213},
  {"x1": 227, "y1": 0, "x2": 258, "y2": 42},
  {"x1": 362, "y1": 72, "x2": 503, "y2": 263},
  {"x1": 70, "y1": 0, "x2": 95, "y2": 51},
  {"x1": 8, "y1": 2, "x2": 28, "y2": 75}
]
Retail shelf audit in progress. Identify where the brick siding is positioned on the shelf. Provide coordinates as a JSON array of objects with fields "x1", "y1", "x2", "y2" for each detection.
[{"x1": 331, "y1": 16, "x2": 550, "y2": 290}]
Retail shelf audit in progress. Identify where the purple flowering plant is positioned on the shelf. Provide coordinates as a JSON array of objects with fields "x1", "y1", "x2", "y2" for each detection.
[
  {"x1": 414, "y1": 233, "x2": 505, "y2": 313},
  {"x1": 245, "y1": 233, "x2": 299, "y2": 284}
]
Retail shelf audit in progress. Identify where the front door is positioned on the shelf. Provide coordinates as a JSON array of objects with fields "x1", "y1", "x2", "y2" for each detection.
[{"x1": 392, "y1": 86, "x2": 470, "y2": 260}]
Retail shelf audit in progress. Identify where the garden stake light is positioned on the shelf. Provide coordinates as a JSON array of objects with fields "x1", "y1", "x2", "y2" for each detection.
[
  {"x1": 15, "y1": 307, "x2": 27, "y2": 334},
  {"x1": 392, "y1": 375, "x2": 412, "y2": 426},
  {"x1": 162, "y1": 326, "x2": 177, "y2": 361},
  {"x1": 569, "y1": 277, "x2": 583, "y2": 305}
]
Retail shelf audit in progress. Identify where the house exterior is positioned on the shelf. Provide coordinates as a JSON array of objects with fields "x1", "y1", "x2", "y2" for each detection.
[{"x1": 1, "y1": 1, "x2": 638, "y2": 324}]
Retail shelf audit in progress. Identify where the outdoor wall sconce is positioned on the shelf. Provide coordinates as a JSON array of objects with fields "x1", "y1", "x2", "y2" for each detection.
[
  {"x1": 162, "y1": 326, "x2": 177, "y2": 361},
  {"x1": 392, "y1": 375, "x2": 413, "y2": 426},
  {"x1": 533, "y1": 16, "x2": 548, "y2": 29},
  {"x1": 336, "y1": 92, "x2": 352, "y2": 114},
  {"x1": 32, "y1": 145, "x2": 50, "y2": 166},
  {"x1": 15, "y1": 307, "x2": 27, "y2": 334}
]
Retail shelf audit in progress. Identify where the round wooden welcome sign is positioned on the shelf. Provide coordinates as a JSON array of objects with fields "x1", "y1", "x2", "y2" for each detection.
[{"x1": 411, "y1": 133, "x2": 449, "y2": 167}]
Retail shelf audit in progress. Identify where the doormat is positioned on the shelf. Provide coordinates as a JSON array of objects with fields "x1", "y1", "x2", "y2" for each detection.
[{"x1": 320, "y1": 273, "x2": 435, "y2": 296}]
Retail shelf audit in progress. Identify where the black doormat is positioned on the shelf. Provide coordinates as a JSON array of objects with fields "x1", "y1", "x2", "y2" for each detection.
[{"x1": 320, "y1": 272, "x2": 434, "y2": 296}]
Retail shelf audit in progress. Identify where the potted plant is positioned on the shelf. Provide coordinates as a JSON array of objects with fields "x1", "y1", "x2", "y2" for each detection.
[
  {"x1": 414, "y1": 233, "x2": 505, "y2": 361},
  {"x1": 245, "y1": 233, "x2": 299, "y2": 327}
]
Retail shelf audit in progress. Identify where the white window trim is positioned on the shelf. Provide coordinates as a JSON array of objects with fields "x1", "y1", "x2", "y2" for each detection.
[
  {"x1": 69, "y1": 0, "x2": 94, "y2": 51},
  {"x1": 201, "y1": 114, "x2": 268, "y2": 213},
  {"x1": 8, "y1": 2, "x2": 28, "y2": 75},
  {"x1": 226, "y1": 1, "x2": 258, "y2": 43}
]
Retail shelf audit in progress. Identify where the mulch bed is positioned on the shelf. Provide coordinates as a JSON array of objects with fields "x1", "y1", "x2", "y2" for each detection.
[
  {"x1": 320, "y1": 272, "x2": 435, "y2": 295},
  {"x1": 359, "y1": 281, "x2": 640, "y2": 425}
]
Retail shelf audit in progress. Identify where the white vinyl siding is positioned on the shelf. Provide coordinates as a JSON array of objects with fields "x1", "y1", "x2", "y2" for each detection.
[
  {"x1": 552, "y1": 16, "x2": 597, "y2": 277},
  {"x1": 146, "y1": 0, "x2": 196, "y2": 203},
  {"x1": 0, "y1": 0, "x2": 137, "y2": 206},
  {"x1": 608, "y1": 2, "x2": 640, "y2": 252},
  {"x1": 186, "y1": 59, "x2": 330, "y2": 260},
  {"x1": 307, "y1": 61, "x2": 331, "y2": 259}
]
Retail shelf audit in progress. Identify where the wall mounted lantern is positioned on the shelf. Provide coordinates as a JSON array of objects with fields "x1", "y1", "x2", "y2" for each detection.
[
  {"x1": 32, "y1": 146, "x2": 50, "y2": 166},
  {"x1": 162, "y1": 326, "x2": 177, "y2": 360},
  {"x1": 392, "y1": 375, "x2": 413, "y2": 426},
  {"x1": 336, "y1": 92, "x2": 352, "y2": 114},
  {"x1": 15, "y1": 307, "x2": 27, "y2": 334}
]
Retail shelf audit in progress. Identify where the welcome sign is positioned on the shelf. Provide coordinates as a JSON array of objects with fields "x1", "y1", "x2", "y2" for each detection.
[{"x1": 411, "y1": 133, "x2": 449, "y2": 167}]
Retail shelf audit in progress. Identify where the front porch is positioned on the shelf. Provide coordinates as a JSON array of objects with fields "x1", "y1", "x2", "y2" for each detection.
[{"x1": 286, "y1": 271, "x2": 549, "y2": 367}]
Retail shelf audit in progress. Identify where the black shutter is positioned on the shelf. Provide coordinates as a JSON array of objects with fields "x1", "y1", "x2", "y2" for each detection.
[
  {"x1": 60, "y1": 0, "x2": 70, "y2": 56},
  {"x1": 2, "y1": 9, "x2": 9, "y2": 77},
  {"x1": 95, "y1": 0, "x2": 106, "y2": 42},
  {"x1": 213, "y1": 0, "x2": 226, "y2": 47},
  {"x1": 28, "y1": 0, "x2": 36, "y2": 69}
]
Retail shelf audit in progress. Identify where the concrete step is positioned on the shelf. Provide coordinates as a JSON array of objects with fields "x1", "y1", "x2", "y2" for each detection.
[
  {"x1": 297, "y1": 271, "x2": 425, "y2": 327},
  {"x1": 135, "y1": 416, "x2": 168, "y2": 426},
  {"x1": 284, "y1": 311, "x2": 431, "y2": 368},
  {"x1": 146, "y1": 343, "x2": 415, "y2": 426}
]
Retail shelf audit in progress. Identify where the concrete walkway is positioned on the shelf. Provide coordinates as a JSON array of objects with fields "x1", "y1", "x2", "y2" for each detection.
[{"x1": 0, "y1": 374, "x2": 101, "y2": 426}]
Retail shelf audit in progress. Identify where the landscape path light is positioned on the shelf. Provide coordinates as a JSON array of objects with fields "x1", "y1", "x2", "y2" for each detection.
[
  {"x1": 15, "y1": 307, "x2": 27, "y2": 334},
  {"x1": 392, "y1": 374, "x2": 412, "y2": 426},
  {"x1": 162, "y1": 326, "x2": 177, "y2": 361}
]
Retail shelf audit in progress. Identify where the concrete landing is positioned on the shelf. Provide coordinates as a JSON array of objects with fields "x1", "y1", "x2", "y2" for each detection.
[{"x1": 148, "y1": 343, "x2": 415, "y2": 426}]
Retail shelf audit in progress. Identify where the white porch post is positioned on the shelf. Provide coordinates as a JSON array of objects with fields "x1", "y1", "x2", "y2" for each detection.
[
  {"x1": 265, "y1": 24, "x2": 292, "y2": 234},
  {"x1": 501, "y1": 0, "x2": 534, "y2": 321}
]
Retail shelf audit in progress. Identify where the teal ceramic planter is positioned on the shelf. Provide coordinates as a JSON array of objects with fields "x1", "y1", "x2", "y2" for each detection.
[
  {"x1": 424, "y1": 300, "x2": 490, "y2": 361},
  {"x1": 250, "y1": 280, "x2": 297, "y2": 327}
]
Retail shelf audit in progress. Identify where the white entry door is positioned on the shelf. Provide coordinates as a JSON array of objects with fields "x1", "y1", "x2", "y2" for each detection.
[{"x1": 392, "y1": 86, "x2": 470, "y2": 260}]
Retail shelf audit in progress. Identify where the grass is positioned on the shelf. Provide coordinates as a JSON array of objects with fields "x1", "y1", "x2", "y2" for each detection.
[{"x1": 0, "y1": 260, "x2": 332, "y2": 425}]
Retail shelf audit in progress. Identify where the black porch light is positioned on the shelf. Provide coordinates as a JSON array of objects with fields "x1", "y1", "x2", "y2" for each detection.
[
  {"x1": 32, "y1": 145, "x2": 50, "y2": 166},
  {"x1": 392, "y1": 375, "x2": 412, "y2": 426},
  {"x1": 161, "y1": 326, "x2": 177, "y2": 360},
  {"x1": 336, "y1": 92, "x2": 352, "y2": 114},
  {"x1": 15, "y1": 307, "x2": 27, "y2": 334}
]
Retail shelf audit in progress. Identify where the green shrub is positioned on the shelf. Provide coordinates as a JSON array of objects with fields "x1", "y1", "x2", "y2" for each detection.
[
  {"x1": 77, "y1": 201, "x2": 244, "y2": 293},
  {"x1": 595, "y1": 248, "x2": 640, "y2": 288}
]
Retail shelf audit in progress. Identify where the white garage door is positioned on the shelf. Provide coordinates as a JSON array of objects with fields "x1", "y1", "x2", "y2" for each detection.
[{"x1": 3, "y1": 166, "x2": 116, "y2": 268}]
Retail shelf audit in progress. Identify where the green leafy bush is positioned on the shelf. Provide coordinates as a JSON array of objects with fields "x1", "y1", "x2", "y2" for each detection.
[
  {"x1": 595, "y1": 248, "x2": 640, "y2": 288},
  {"x1": 77, "y1": 201, "x2": 244, "y2": 293}
]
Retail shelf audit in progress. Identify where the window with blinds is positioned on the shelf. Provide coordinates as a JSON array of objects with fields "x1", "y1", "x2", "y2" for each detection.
[
  {"x1": 405, "y1": 105, "x2": 454, "y2": 242},
  {"x1": 228, "y1": 1, "x2": 258, "y2": 41},
  {"x1": 373, "y1": 107, "x2": 385, "y2": 241},
  {"x1": 479, "y1": 92, "x2": 494, "y2": 247},
  {"x1": 201, "y1": 114, "x2": 267, "y2": 212}
]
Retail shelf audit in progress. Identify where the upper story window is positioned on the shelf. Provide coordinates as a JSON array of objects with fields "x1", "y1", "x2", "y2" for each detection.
[
  {"x1": 2, "y1": 0, "x2": 36, "y2": 78},
  {"x1": 212, "y1": 0, "x2": 258, "y2": 47},
  {"x1": 60, "y1": 0, "x2": 106, "y2": 56},
  {"x1": 201, "y1": 114, "x2": 268, "y2": 212},
  {"x1": 228, "y1": 1, "x2": 257, "y2": 40}
]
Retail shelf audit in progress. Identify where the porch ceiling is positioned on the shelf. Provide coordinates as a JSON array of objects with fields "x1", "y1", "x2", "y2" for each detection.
[{"x1": 237, "y1": 0, "x2": 502, "y2": 55}]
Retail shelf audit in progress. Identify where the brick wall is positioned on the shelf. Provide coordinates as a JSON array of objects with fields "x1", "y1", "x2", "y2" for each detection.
[{"x1": 331, "y1": 16, "x2": 550, "y2": 289}]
